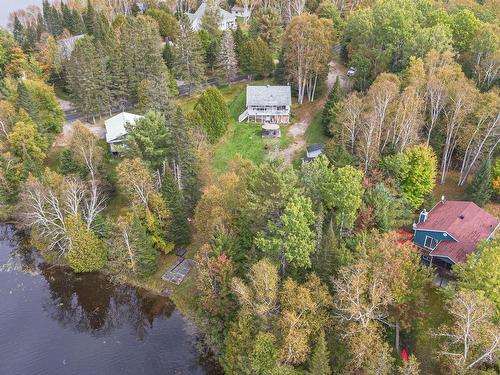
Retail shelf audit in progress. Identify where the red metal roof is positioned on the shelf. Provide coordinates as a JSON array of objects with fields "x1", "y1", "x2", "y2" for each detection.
[{"x1": 416, "y1": 201, "x2": 499, "y2": 263}]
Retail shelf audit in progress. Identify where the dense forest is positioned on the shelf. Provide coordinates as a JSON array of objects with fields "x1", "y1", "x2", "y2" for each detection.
[{"x1": 0, "y1": 0, "x2": 499, "y2": 374}]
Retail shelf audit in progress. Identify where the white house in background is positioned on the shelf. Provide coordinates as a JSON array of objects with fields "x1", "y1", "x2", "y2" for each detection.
[
  {"x1": 104, "y1": 112, "x2": 144, "y2": 153},
  {"x1": 231, "y1": 6, "x2": 251, "y2": 20},
  {"x1": 239, "y1": 85, "x2": 292, "y2": 124},
  {"x1": 187, "y1": 2, "x2": 237, "y2": 31}
]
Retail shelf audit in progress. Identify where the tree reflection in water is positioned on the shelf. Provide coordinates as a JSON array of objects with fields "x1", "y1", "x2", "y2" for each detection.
[{"x1": 38, "y1": 262, "x2": 176, "y2": 339}]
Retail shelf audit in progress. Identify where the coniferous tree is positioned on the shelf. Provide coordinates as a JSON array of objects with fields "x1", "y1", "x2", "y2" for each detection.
[
  {"x1": 467, "y1": 158, "x2": 492, "y2": 207},
  {"x1": 117, "y1": 15, "x2": 165, "y2": 100},
  {"x1": 66, "y1": 36, "x2": 109, "y2": 122},
  {"x1": 201, "y1": 1, "x2": 222, "y2": 38},
  {"x1": 16, "y1": 79, "x2": 64, "y2": 137},
  {"x1": 137, "y1": 69, "x2": 172, "y2": 113},
  {"x1": 173, "y1": 16, "x2": 206, "y2": 94},
  {"x1": 124, "y1": 111, "x2": 170, "y2": 171},
  {"x1": 162, "y1": 43, "x2": 174, "y2": 70},
  {"x1": 161, "y1": 169, "x2": 192, "y2": 246},
  {"x1": 217, "y1": 30, "x2": 238, "y2": 85},
  {"x1": 308, "y1": 331, "x2": 331, "y2": 375},
  {"x1": 191, "y1": 87, "x2": 230, "y2": 143},
  {"x1": 240, "y1": 37, "x2": 274, "y2": 78},
  {"x1": 166, "y1": 107, "x2": 201, "y2": 213},
  {"x1": 322, "y1": 76, "x2": 342, "y2": 134},
  {"x1": 13, "y1": 16, "x2": 24, "y2": 46},
  {"x1": 233, "y1": 24, "x2": 247, "y2": 65},
  {"x1": 106, "y1": 38, "x2": 129, "y2": 111}
]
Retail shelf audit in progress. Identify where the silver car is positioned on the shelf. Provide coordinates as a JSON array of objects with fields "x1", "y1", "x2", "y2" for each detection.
[{"x1": 347, "y1": 67, "x2": 357, "y2": 77}]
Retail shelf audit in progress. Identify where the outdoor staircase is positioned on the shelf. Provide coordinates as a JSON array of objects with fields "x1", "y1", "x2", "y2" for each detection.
[{"x1": 238, "y1": 110, "x2": 249, "y2": 123}]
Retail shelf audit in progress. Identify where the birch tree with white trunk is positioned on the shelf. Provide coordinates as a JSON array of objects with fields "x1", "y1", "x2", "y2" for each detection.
[
  {"x1": 458, "y1": 90, "x2": 500, "y2": 186},
  {"x1": 282, "y1": 14, "x2": 333, "y2": 105},
  {"x1": 440, "y1": 77, "x2": 477, "y2": 184},
  {"x1": 435, "y1": 290, "x2": 500, "y2": 373},
  {"x1": 337, "y1": 92, "x2": 363, "y2": 152}
]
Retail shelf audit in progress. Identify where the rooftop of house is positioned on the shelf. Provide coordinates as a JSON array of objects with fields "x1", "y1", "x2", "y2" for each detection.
[
  {"x1": 57, "y1": 34, "x2": 84, "y2": 58},
  {"x1": 187, "y1": 2, "x2": 236, "y2": 24},
  {"x1": 246, "y1": 85, "x2": 292, "y2": 107},
  {"x1": 306, "y1": 143, "x2": 325, "y2": 153},
  {"x1": 104, "y1": 112, "x2": 144, "y2": 143},
  {"x1": 415, "y1": 200, "x2": 499, "y2": 263}
]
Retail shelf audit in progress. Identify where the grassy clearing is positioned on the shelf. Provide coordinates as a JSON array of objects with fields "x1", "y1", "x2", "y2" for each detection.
[
  {"x1": 210, "y1": 79, "x2": 292, "y2": 174},
  {"x1": 305, "y1": 112, "x2": 328, "y2": 145}
]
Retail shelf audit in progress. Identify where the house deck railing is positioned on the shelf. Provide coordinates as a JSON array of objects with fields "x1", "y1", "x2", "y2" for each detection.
[{"x1": 247, "y1": 109, "x2": 290, "y2": 116}]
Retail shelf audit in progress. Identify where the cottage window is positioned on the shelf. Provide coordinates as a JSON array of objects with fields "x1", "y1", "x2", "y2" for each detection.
[{"x1": 424, "y1": 235, "x2": 438, "y2": 250}]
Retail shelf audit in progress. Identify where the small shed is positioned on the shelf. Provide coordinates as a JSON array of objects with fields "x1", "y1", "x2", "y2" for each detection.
[
  {"x1": 262, "y1": 123, "x2": 281, "y2": 138},
  {"x1": 306, "y1": 143, "x2": 325, "y2": 158},
  {"x1": 302, "y1": 143, "x2": 325, "y2": 164}
]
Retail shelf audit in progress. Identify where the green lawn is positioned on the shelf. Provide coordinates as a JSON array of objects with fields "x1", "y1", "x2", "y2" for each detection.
[
  {"x1": 209, "y1": 79, "x2": 292, "y2": 174},
  {"x1": 305, "y1": 112, "x2": 328, "y2": 145}
]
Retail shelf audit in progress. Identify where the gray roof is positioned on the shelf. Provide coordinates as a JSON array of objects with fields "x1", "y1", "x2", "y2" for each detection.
[
  {"x1": 188, "y1": 2, "x2": 235, "y2": 24},
  {"x1": 57, "y1": 34, "x2": 84, "y2": 59},
  {"x1": 306, "y1": 143, "x2": 325, "y2": 153},
  {"x1": 246, "y1": 85, "x2": 292, "y2": 107}
]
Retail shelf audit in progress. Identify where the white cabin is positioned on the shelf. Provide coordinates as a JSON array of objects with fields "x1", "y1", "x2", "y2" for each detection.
[
  {"x1": 239, "y1": 85, "x2": 291, "y2": 124},
  {"x1": 104, "y1": 112, "x2": 144, "y2": 153}
]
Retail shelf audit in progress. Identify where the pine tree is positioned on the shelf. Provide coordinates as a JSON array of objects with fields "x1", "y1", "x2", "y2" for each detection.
[
  {"x1": 162, "y1": 42, "x2": 174, "y2": 70},
  {"x1": 13, "y1": 16, "x2": 24, "y2": 46},
  {"x1": 217, "y1": 30, "x2": 238, "y2": 85},
  {"x1": 173, "y1": 16, "x2": 206, "y2": 94},
  {"x1": 192, "y1": 87, "x2": 230, "y2": 143},
  {"x1": 166, "y1": 107, "x2": 201, "y2": 213},
  {"x1": 308, "y1": 331, "x2": 331, "y2": 375},
  {"x1": 66, "y1": 36, "x2": 109, "y2": 122},
  {"x1": 131, "y1": 217, "x2": 159, "y2": 278},
  {"x1": 117, "y1": 15, "x2": 164, "y2": 100},
  {"x1": 240, "y1": 38, "x2": 274, "y2": 78},
  {"x1": 201, "y1": 0, "x2": 222, "y2": 38},
  {"x1": 83, "y1": 0, "x2": 97, "y2": 35},
  {"x1": 322, "y1": 76, "x2": 342, "y2": 135},
  {"x1": 467, "y1": 158, "x2": 492, "y2": 207},
  {"x1": 106, "y1": 38, "x2": 129, "y2": 111},
  {"x1": 137, "y1": 69, "x2": 172, "y2": 113},
  {"x1": 161, "y1": 169, "x2": 192, "y2": 246},
  {"x1": 233, "y1": 24, "x2": 247, "y2": 64}
]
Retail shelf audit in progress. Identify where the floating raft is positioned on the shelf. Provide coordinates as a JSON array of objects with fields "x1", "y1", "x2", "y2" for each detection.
[{"x1": 161, "y1": 258, "x2": 195, "y2": 285}]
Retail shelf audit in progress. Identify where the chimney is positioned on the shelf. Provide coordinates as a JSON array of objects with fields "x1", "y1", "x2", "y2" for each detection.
[{"x1": 418, "y1": 209, "x2": 428, "y2": 224}]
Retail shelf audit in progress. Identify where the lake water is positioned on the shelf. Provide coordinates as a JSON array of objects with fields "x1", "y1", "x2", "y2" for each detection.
[{"x1": 0, "y1": 223, "x2": 217, "y2": 375}]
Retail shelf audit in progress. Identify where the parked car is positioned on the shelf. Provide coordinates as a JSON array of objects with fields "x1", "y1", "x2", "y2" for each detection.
[{"x1": 347, "y1": 67, "x2": 357, "y2": 77}]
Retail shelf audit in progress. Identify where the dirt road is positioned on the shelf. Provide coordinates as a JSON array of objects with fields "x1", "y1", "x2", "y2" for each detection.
[
  {"x1": 53, "y1": 98, "x2": 107, "y2": 147},
  {"x1": 275, "y1": 61, "x2": 351, "y2": 164}
]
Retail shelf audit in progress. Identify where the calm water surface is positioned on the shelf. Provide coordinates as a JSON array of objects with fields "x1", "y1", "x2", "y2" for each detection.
[{"x1": 0, "y1": 223, "x2": 216, "y2": 375}]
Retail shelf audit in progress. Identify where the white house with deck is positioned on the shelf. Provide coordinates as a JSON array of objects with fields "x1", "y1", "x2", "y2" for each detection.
[
  {"x1": 187, "y1": 2, "x2": 237, "y2": 31},
  {"x1": 239, "y1": 85, "x2": 292, "y2": 124},
  {"x1": 104, "y1": 112, "x2": 144, "y2": 153}
]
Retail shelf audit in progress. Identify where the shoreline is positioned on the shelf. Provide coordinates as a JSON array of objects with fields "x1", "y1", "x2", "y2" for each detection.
[{"x1": 1, "y1": 219, "x2": 198, "y2": 317}]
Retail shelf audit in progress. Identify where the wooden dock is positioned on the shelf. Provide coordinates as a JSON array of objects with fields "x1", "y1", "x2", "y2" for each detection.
[{"x1": 161, "y1": 258, "x2": 195, "y2": 285}]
